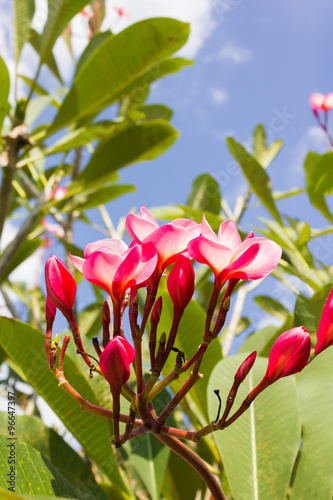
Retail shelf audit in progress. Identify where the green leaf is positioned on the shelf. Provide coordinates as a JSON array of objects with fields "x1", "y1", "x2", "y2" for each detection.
[
  {"x1": 290, "y1": 349, "x2": 333, "y2": 500},
  {"x1": 25, "y1": 95, "x2": 56, "y2": 126},
  {"x1": 0, "y1": 57, "x2": 10, "y2": 132},
  {"x1": 76, "y1": 30, "x2": 113, "y2": 75},
  {"x1": 28, "y1": 29, "x2": 63, "y2": 84},
  {"x1": 208, "y1": 354, "x2": 301, "y2": 500},
  {"x1": 77, "y1": 121, "x2": 178, "y2": 186},
  {"x1": 0, "y1": 413, "x2": 107, "y2": 500},
  {"x1": 238, "y1": 325, "x2": 281, "y2": 356},
  {"x1": 62, "y1": 184, "x2": 135, "y2": 212},
  {"x1": 294, "y1": 283, "x2": 332, "y2": 337},
  {"x1": 304, "y1": 151, "x2": 333, "y2": 223},
  {"x1": 19, "y1": 75, "x2": 61, "y2": 106},
  {"x1": 0, "y1": 434, "x2": 97, "y2": 499},
  {"x1": 38, "y1": 0, "x2": 88, "y2": 68},
  {"x1": 0, "y1": 489, "x2": 90, "y2": 500},
  {"x1": 254, "y1": 295, "x2": 290, "y2": 321},
  {"x1": 14, "y1": 0, "x2": 35, "y2": 63},
  {"x1": 124, "y1": 433, "x2": 170, "y2": 500},
  {"x1": 253, "y1": 124, "x2": 283, "y2": 168},
  {"x1": 161, "y1": 449, "x2": 205, "y2": 500},
  {"x1": 186, "y1": 173, "x2": 221, "y2": 215},
  {"x1": 226, "y1": 137, "x2": 282, "y2": 224},
  {"x1": 138, "y1": 104, "x2": 173, "y2": 122},
  {"x1": 0, "y1": 318, "x2": 130, "y2": 497},
  {"x1": 51, "y1": 18, "x2": 190, "y2": 131},
  {"x1": 78, "y1": 302, "x2": 103, "y2": 338}
]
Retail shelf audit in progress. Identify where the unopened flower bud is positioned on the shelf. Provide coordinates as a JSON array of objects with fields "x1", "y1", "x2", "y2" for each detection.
[
  {"x1": 151, "y1": 296, "x2": 163, "y2": 326},
  {"x1": 101, "y1": 301, "x2": 111, "y2": 326},
  {"x1": 45, "y1": 256, "x2": 76, "y2": 320},
  {"x1": 167, "y1": 257, "x2": 195, "y2": 319},
  {"x1": 235, "y1": 351, "x2": 257, "y2": 384},
  {"x1": 100, "y1": 337, "x2": 135, "y2": 393}
]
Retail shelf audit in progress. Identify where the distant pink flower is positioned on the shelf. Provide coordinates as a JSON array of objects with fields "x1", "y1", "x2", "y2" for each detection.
[
  {"x1": 45, "y1": 256, "x2": 76, "y2": 320},
  {"x1": 51, "y1": 187, "x2": 68, "y2": 201},
  {"x1": 70, "y1": 238, "x2": 157, "y2": 329},
  {"x1": 126, "y1": 206, "x2": 201, "y2": 272},
  {"x1": 114, "y1": 5, "x2": 130, "y2": 17},
  {"x1": 81, "y1": 5, "x2": 94, "y2": 19},
  {"x1": 314, "y1": 287, "x2": 333, "y2": 355},
  {"x1": 100, "y1": 336, "x2": 135, "y2": 393},
  {"x1": 167, "y1": 257, "x2": 195, "y2": 319},
  {"x1": 248, "y1": 327, "x2": 311, "y2": 402},
  {"x1": 42, "y1": 219, "x2": 65, "y2": 238},
  {"x1": 188, "y1": 216, "x2": 281, "y2": 289}
]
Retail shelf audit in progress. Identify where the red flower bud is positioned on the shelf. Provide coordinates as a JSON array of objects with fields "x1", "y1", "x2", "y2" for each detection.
[
  {"x1": 45, "y1": 296, "x2": 56, "y2": 327},
  {"x1": 101, "y1": 300, "x2": 111, "y2": 326},
  {"x1": 167, "y1": 257, "x2": 195, "y2": 319},
  {"x1": 314, "y1": 286, "x2": 333, "y2": 355},
  {"x1": 151, "y1": 296, "x2": 163, "y2": 326},
  {"x1": 45, "y1": 256, "x2": 76, "y2": 320},
  {"x1": 235, "y1": 351, "x2": 257, "y2": 384},
  {"x1": 249, "y1": 327, "x2": 310, "y2": 402},
  {"x1": 100, "y1": 337, "x2": 135, "y2": 393}
]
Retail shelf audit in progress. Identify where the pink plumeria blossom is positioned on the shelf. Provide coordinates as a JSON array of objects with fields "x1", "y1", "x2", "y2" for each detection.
[
  {"x1": 248, "y1": 327, "x2": 311, "y2": 402},
  {"x1": 81, "y1": 5, "x2": 94, "y2": 19},
  {"x1": 188, "y1": 216, "x2": 281, "y2": 289},
  {"x1": 126, "y1": 206, "x2": 201, "y2": 272},
  {"x1": 70, "y1": 238, "x2": 157, "y2": 330},
  {"x1": 42, "y1": 219, "x2": 65, "y2": 238},
  {"x1": 167, "y1": 257, "x2": 195, "y2": 319},
  {"x1": 51, "y1": 187, "x2": 68, "y2": 201},
  {"x1": 309, "y1": 93, "x2": 333, "y2": 114},
  {"x1": 314, "y1": 287, "x2": 333, "y2": 355},
  {"x1": 100, "y1": 336, "x2": 135, "y2": 393},
  {"x1": 114, "y1": 5, "x2": 130, "y2": 17},
  {"x1": 45, "y1": 256, "x2": 76, "y2": 320}
]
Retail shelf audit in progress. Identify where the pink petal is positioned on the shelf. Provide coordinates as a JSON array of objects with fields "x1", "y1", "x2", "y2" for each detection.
[
  {"x1": 84, "y1": 238, "x2": 128, "y2": 258},
  {"x1": 217, "y1": 220, "x2": 242, "y2": 250},
  {"x1": 188, "y1": 236, "x2": 232, "y2": 276},
  {"x1": 309, "y1": 93, "x2": 325, "y2": 111},
  {"x1": 69, "y1": 254, "x2": 85, "y2": 273},
  {"x1": 324, "y1": 93, "x2": 333, "y2": 111},
  {"x1": 100, "y1": 336, "x2": 135, "y2": 392},
  {"x1": 315, "y1": 287, "x2": 333, "y2": 354},
  {"x1": 82, "y1": 250, "x2": 122, "y2": 297},
  {"x1": 45, "y1": 256, "x2": 76, "y2": 315},
  {"x1": 217, "y1": 242, "x2": 260, "y2": 284},
  {"x1": 125, "y1": 206, "x2": 159, "y2": 243},
  {"x1": 201, "y1": 215, "x2": 217, "y2": 241},
  {"x1": 112, "y1": 242, "x2": 157, "y2": 302},
  {"x1": 228, "y1": 238, "x2": 282, "y2": 280}
]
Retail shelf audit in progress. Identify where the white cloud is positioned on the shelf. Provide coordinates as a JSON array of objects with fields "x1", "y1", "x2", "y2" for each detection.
[
  {"x1": 209, "y1": 87, "x2": 228, "y2": 104},
  {"x1": 217, "y1": 40, "x2": 252, "y2": 64}
]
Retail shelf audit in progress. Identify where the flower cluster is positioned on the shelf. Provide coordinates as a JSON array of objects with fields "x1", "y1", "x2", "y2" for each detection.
[{"x1": 44, "y1": 206, "x2": 332, "y2": 448}]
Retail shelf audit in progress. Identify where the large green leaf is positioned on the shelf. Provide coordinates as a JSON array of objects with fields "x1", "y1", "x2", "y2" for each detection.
[
  {"x1": 14, "y1": 0, "x2": 35, "y2": 63},
  {"x1": 294, "y1": 283, "x2": 332, "y2": 338},
  {"x1": 304, "y1": 151, "x2": 333, "y2": 224},
  {"x1": 226, "y1": 137, "x2": 282, "y2": 224},
  {"x1": 254, "y1": 295, "x2": 290, "y2": 321},
  {"x1": 161, "y1": 449, "x2": 205, "y2": 500},
  {"x1": 0, "y1": 490, "x2": 89, "y2": 500},
  {"x1": 28, "y1": 29, "x2": 63, "y2": 83},
  {"x1": 51, "y1": 18, "x2": 190, "y2": 131},
  {"x1": 77, "y1": 121, "x2": 178, "y2": 186},
  {"x1": 0, "y1": 434, "x2": 96, "y2": 499},
  {"x1": 186, "y1": 173, "x2": 221, "y2": 215},
  {"x1": 0, "y1": 57, "x2": 10, "y2": 132},
  {"x1": 208, "y1": 354, "x2": 301, "y2": 500},
  {"x1": 290, "y1": 349, "x2": 333, "y2": 499},
  {"x1": 253, "y1": 124, "x2": 283, "y2": 168},
  {"x1": 76, "y1": 31, "x2": 113, "y2": 75},
  {"x1": 124, "y1": 433, "x2": 170, "y2": 500},
  {"x1": 62, "y1": 184, "x2": 135, "y2": 212},
  {"x1": 0, "y1": 317, "x2": 130, "y2": 498},
  {"x1": 38, "y1": 0, "x2": 88, "y2": 67},
  {"x1": 0, "y1": 413, "x2": 107, "y2": 500}
]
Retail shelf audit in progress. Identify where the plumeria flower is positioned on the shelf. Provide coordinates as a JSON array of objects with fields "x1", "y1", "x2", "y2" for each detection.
[
  {"x1": 114, "y1": 5, "x2": 130, "y2": 17},
  {"x1": 188, "y1": 216, "x2": 282, "y2": 290},
  {"x1": 314, "y1": 286, "x2": 333, "y2": 356},
  {"x1": 126, "y1": 206, "x2": 201, "y2": 274},
  {"x1": 51, "y1": 187, "x2": 68, "y2": 201},
  {"x1": 70, "y1": 238, "x2": 157, "y2": 332},
  {"x1": 41, "y1": 219, "x2": 65, "y2": 238},
  {"x1": 309, "y1": 93, "x2": 333, "y2": 115}
]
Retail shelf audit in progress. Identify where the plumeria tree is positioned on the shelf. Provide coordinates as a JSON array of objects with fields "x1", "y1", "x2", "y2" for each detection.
[{"x1": 0, "y1": 2, "x2": 333, "y2": 500}]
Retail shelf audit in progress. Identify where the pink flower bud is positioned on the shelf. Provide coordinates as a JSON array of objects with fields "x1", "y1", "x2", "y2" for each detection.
[
  {"x1": 46, "y1": 297, "x2": 56, "y2": 328},
  {"x1": 249, "y1": 327, "x2": 311, "y2": 402},
  {"x1": 101, "y1": 300, "x2": 111, "y2": 326},
  {"x1": 100, "y1": 337, "x2": 135, "y2": 393},
  {"x1": 45, "y1": 256, "x2": 76, "y2": 320},
  {"x1": 151, "y1": 296, "x2": 163, "y2": 326},
  {"x1": 314, "y1": 287, "x2": 333, "y2": 355},
  {"x1": 167, "y1": 257, "x2": 195, "y2": 319},
  {"x1": 235, "y1": 351, "x2": 257, "y2": 384}
]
